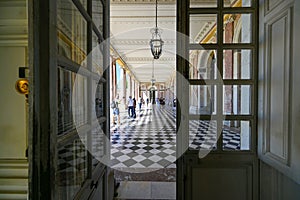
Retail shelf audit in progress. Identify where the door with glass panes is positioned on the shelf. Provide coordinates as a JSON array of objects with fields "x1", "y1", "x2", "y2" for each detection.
[
  {"x1": 29, "y1": 0, "x2": 110, "y2": 199},
  {"x1": 176, "y1": 0, "x2": 258, "y2": 199}
]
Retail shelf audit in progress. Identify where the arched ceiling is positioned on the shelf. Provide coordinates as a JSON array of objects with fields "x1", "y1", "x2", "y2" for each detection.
[{"x1": 110, "y1": 0, "x2": 231, "y2": 83}]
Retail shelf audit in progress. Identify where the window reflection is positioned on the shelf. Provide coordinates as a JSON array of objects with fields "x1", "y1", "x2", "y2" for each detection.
[
  {"x1": 57, "y1": 0, "x2": 87, "y2": 65},
  {"x1": 223, "y1": 85, "x2": 251, "y2": 115},
  {"x1": 93, "y1": 0, "x2": 104, "y2": 34},
  {"x1": 223, "y1": 14, "x2": 252, "y2": 44},
  {"x1": 189, "y1": 50, "x2": 217, "y2": 80},
  {"x1": 189, "y1": 120, "x2": 217, "y2": 150},
  {"x1": 58, "y1": 68, "x2": 88, "y2": 135},
  {"x1": 189, "y1": 85, "x2": 217, "y2": 115},
  {"x1": 57, "y1": 137, "x2": 88, "y2": 199},
  {"x1": 223, "y1": 50, "x2": 252, "y2": 79},
  {"x1": 223, "y1": 121, "x2": 251, "y2": 151}
]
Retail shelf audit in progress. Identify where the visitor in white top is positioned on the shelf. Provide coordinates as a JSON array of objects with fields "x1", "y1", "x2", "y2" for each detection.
[{"x1": 127, "y1": 96, "x2": 134, "y2": 118}]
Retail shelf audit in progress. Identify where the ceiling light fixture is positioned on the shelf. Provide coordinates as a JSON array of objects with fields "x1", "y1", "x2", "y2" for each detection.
[{"x1": 150, "y1": 0, "x2": 164, "y2": 59}]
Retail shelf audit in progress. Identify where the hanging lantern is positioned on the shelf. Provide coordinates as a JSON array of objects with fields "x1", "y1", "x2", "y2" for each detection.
[{"x1": 150, "y1": 0, "x2": 164, "y2": 59}]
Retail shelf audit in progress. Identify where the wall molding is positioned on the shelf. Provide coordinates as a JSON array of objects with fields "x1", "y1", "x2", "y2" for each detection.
[
  {"x1": 263, "y1": 6, "x2": 292, "y2": 166},
  {"x1": 265, "y1": 0, "x2": 284, "y2": 15}
]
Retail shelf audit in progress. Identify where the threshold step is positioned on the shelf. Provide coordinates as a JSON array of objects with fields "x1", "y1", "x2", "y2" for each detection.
[
  {"x1": 115, "y1": 181, "x2": 175, "y2": 200},
  {"x1": 114, "y1": 168, "x2": 176, "y2": 182}
]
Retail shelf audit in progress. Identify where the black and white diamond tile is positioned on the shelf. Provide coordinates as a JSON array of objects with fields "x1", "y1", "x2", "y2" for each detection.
[
  {"x1": 189, "y1": 120, "x2": 241, "y2": 150},
  {"x1": 110, "y1": 105, "x2": 242, "y2": 169},
  {"x1": 57, "y1": 105, "x2": 243, "y2": 175}
]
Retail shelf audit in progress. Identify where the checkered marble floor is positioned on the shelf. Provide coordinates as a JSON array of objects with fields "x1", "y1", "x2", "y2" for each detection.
[
  {"x1": 110, "y1": 105, "x2": 177, "y2": 170},
  {"x1": 56, "y1": 105, "x2": 242, "y2": 179},
  {"x1": 111, "y1": 105, "x2": 242, "y2": 170}
]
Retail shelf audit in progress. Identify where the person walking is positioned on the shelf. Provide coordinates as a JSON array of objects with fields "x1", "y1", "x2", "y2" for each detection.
[{"x1": 127, "y1": 96, "x2": 134, "y2": 118}]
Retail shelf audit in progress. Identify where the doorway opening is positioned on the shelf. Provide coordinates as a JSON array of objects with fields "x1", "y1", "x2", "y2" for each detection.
[{"x1": 109, "y1": 1, "x2": 177, "y2": 199}]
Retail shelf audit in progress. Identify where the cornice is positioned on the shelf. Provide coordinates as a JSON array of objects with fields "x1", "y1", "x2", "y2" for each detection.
[
  {"x1": 124, "y1": 57, "x2": 175, "y2": 62},
  {"x1": 111, "y1": 39, "x2": 175, "y2": 46},
  {"x1": 111, "y1": 0, "x2": 175, "y2": 4},
  {"x1": 194, "y1": 21, "x2": 215, "y2": 43},
  {"x1": 111, "y1": 0, "x2": 226, "y2": 5}
]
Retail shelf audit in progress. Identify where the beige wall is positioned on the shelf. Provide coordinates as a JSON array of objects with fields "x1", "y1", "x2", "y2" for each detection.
[{"x1": 0, "y1": 47, "x2": 27, "y2": 158}]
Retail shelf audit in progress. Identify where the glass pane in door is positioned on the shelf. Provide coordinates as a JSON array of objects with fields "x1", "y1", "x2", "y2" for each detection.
[
  {"x1": 189, "y1": 120, "x2": 217, "y2": 150},
  {"x1": 223, "y1": 49, "x2": 252, "y2": 80},
  {"x1": 223, "y1": 13, "x2": 252, "y2": 44},
  {"x1": 190, "y1": 14, "x2": 217, "y2": 44},
  {"x1": 58, "y1": 68, "x2": 88, "y2": 135},
  {"x1": 222, "y1": 120, "x2": 251, "y2": 151},
  {"x1": 223, "y1": 85, "x2": 251, "y2": 115},
  {"x1": 92, "y1": 0, "x2": 104, "y2": 34},
  {"x1": 224, "y1": 0, "x2": 252, "y2": 7},
  {"x1": 57, "y1": 0, "x2": 87, "y2": 65},
  {"x1": 57, "y1": 136, "x2": 88, "y2": 199},
  {"x1": 189, "y1": 50, "x2": 217, "y2": 80},
  {"x1": 189, "y1": 85, "x2": 217, "y2": 115}
]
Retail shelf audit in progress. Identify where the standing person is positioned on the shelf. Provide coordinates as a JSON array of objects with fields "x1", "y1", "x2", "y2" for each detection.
[
  {"x1": 138, "y1": 96, "x2": 142, "y2": 111},
  {"x1": 132, "y1": 97, "x2": 136, "y2": 118},
  {"x1": 146, "y1": 98, "x2": 149, "y2": 108},
  {"x1": 112, "y1": 95, "x2": 120, "y2": 126},
  {"x1": 156, "y1": 97, "x2": 160, "y2": 108},
  {"x1": 127, "y1": 96, "x2": 134, "y2": 118},
  {"x1": 111, "y1": 97, "x2": 120, "y2": 126}
]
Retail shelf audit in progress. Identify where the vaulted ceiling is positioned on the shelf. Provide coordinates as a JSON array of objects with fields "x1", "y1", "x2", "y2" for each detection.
[
  {"x1": 110, "y1": 0, "x2": 232, "y2": 83},
  {"x1": 110, "y1": 1, "x2": 176, "y2": 83}
]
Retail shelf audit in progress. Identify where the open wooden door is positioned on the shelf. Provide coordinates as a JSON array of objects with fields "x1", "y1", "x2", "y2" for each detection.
[
  {"x1": 176, "y1": 0, "x2": 258, "y2": 199},
  {"x1": 28, "y1": 0, "x2": 111, "y2": 199}
]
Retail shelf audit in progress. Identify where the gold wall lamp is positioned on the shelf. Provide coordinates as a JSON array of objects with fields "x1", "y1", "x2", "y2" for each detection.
[
  {"x1": 15, "y1": 79, "x2": 29, "y2": 95},
  {"x1": 15, "y1": 67, "x2": 29, "y2": 97}
]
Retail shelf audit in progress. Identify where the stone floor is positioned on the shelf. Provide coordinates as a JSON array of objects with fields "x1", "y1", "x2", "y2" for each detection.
[
  {"x1": 114, "y1": 181, "x2": 176, "y2": 200},
  {"x1": 110, "y1": 104, "x2": 241, "y2": 172}
]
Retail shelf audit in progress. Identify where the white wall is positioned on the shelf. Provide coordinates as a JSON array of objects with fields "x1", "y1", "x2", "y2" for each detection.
[
  {"x1": 0, "y1": 47, "x2": 27, "y2": 159},
  {"x1": 0, "y1": 0, "x2": 28, "y2": 159}
]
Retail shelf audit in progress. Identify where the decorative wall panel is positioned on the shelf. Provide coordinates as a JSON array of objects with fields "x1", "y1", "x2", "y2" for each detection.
[
  {"x1": 265, "y1": 0, "x2": 284, "y2": 14},
  {"x1": 264, "y1": 7, "x2": 291, "y2": 165}
]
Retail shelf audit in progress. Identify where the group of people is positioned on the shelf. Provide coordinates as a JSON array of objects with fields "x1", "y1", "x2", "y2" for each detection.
[
  {"x1": 110, "y1": 95, "x2": 173, "y2": 126},
  {"x1": 127, "y1": 95, "x2": 147, "y2": 118},
  {"x1": 111, "y1": 95, "x2": 147, "y2": 125}
]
